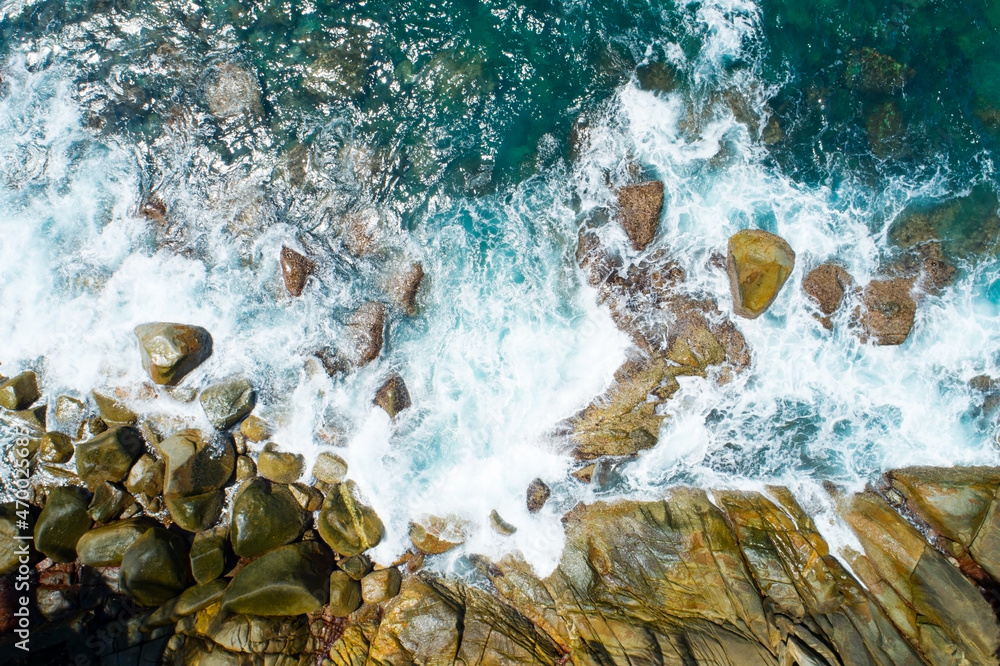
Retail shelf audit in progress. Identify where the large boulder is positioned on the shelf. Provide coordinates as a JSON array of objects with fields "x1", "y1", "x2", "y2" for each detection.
[
  {"x1": 159, "y1": 429, "x2": 234, "y2": 497},
  {"x1": 199, "y1": 378, "x2": 256, "y2": 430},
  {"x1": 134, "y1": 322, "x2": 213, "y2": 386},
  {"x1": 164, "y1": 490, "x2": 225, "y2": 533},
  {"x1": 119, "y1": 527, "x2": 192, "y2": 607},
  {"x1": 802, "y1": 263, "x2": 854, "y2": 328},
  {"x1": 34, "y1": 486, "x2": 93, "y2": 563},
  {"x1": 76, "y1": 518, "x2": 156, "y2": 567},
  {"x1": 373, "y1": 374, "x2": 411, "y2": 419},
  {"x1": 230, "y1": 480, "x2": 306, "y2": 558},
  {"x1": 329, "y1": 571, "x2": 363, "y2": 617},
  {"x1": 221, "y1": 541, "x2": 333, "y2": 616},
  {"x1": 727, "y1": 229, "x2": 795, "y2": 318},
  {"x1": 853, "y1": 278, "x2": 916, "y2": 345},
  {"x1": 317, "y1": 481, "x2": 385, "y2": 557},
  {"x1": 279, "y1": 246, "x2": 316, "y2": 297},
  {"x1": 74, "y1": 426, "x2": 144, "y2": 488},
  {"x1": 0, "y1": 371, "x2": 39, "y2": 410},
  {"x1": 616, "y1": 181, "x2": 664, "y2": 251}
]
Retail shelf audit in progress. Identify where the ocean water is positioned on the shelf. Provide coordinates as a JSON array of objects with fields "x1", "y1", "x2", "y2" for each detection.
[{"x1": 1, "y1": 0, "x2": 1000, "y2": 574}]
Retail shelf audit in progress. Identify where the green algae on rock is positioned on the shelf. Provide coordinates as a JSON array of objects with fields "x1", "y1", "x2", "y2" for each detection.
[
  {"x1": 317, "y1": 481, "x2": 385, "y2": 557},
  {"x1": 34, "y1": 486, "x2": 92, "y2": 563},
  {"x1": 120, "y1": 527, "x2": 192, "y2": 607},
  {"x1": 199, "y1": 378, "x2": 256, "y2": 430},
  {"x1": 76, "y1": 517, "x2": 156, "y2": 567},
  {"x1": 74, "y1": 426, "x2": 144, "y2": 488},
  {"x1": 190, "y1": 525, "x2": 231, "y2": 585},
  {"x1": 221, "y1": 541, "x2": 332, "y2": 616},
  {"x1": 0, "y1": 371, "x2": 39, "y2": 411},
  {"x1": 230, "y1": 479, "x2": 305, "y2": 558}
]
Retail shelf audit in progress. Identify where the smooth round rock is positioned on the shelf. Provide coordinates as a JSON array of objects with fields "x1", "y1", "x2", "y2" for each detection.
[
  {"x1": 120, "y1": 527, "x2": 192, "y2": 607},
  {"x1": 39, "y1": 432, "x2": 74, "y2": 464},
  {"x1": 221, "y1": 541, "x2": 332, "y2": 616},
  {"x1": 0, "y1": 371, "x2": 39, "y2": 411},
  {"x1": 361, "y1": 567, "x2": 402, "y2": 604},
  {"x1": 727, "y1": 229, "x2": 795, "y2": 319},
  {"x1": 76, "y1": 518, "x2": 156, "y2": 567},
  {"x1": 257, "y1": 446, "x2": 305, "y2": 484},
  {"x1": 135, "y1": 322, "x2": 213, "y2": 386},
  {"x1": 329, "y1": 571, "x2": 363, "y2": 617},
  {"x1": 230, "y1": 480, "x2": 305, "y2": 558},
  {"x1": 75, "y1": 426, "x2": 144, "y2": 489},
  {"x1": 190, "y1": 526, "x2": 231, "y2": 585},
  {"x1": 317, "y1": 481, "x2": 385, "y2": 557},
  {"x1": 165, "y1": 490, "x2": 224, "y2": 533},
  {"x1": 35, "y1": 486, "x2": 93, "y2": 563},
  {"x1": 160, "y1": 429, "x2": 234, "y2": 497},
  {"x1": 311, "y1": 452, "x2": 348, "y2": 485},
  {"x1": 199, "y1": 378, "x2": 256, "y2": 430}
]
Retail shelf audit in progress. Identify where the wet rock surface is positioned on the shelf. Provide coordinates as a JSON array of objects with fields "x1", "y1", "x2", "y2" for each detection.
[
  {"x1": 802, "y1": 263, "x2": 854, "y2": 328},
  {"x1": 728, "y1": 228, "x2": 796, "y2": 318},
  {"x1": 853, "y1": 277, "x2": 917, "y2": 345},
  {"x1": 199, "y1": 378, "x2": 256, "y2": 430},
  {"x1": 616, "y1": 180, "x2": 665, "y2": 251},
  {"x1": 134, "y1": 322, "x2": 213, "y2": 386},
  {"x1": 279, "y1": 245, "x2": 316, "y2": 297}
]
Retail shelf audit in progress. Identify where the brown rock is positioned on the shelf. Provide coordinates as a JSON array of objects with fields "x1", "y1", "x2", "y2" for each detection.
[
  {"x1": 526, "y1": 479, "x2": 550, "y2": 513},
  {"x1": 280, "y1": 246, "x2": 315, "y2": 297},
  {"x1": 134, "y1": 322, "x2": 213, "y2": 386},
  {"x1": 616, "y1": 181, "x2": 664, "y2": 251},
  {"x1": 390, "y1": 263, "x2": 424, "y2": 314},
  {"x1": 853, "y1": 278, "x2": 916, "y2": 345},
  {"x1": 727, "y1": 229, "x2": 795, "y2": 318},
  {"x1": 346, "y1": 302, "x2": 385, "y2": 366},
  {"x1": 409, "y1": 516, "x2": 468, "y2": 555},
  {"x1": 374, "y1": 374, "x2": 411, "y2": 419},
  {"x1": 802, "y1": 263, "x2": 854, "y2": 327}
]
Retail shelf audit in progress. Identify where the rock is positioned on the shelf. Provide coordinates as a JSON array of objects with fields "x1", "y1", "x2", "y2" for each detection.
[
  {"x1": 204, "y1": 63, "x2": 262, "y2": 119},
  {"x1": 338, "y1": 554, "x2": 373, "y2": 581},
  {"x1": 312, "y1": 451, "x2": 348, "y2": 485},
  {"x1": 119, "y1": 527, "x2": 192, "y2": 607},
  {"x1": 853, "y1": 278, "x2": 916, "y2": 345},
  {"x1": 845, "y1": 47, "x2": 914, "y2": 94},
  {"x1": 571, "y1": 464, "x2": 596, "y2": 484},
  {"x1": 159, "y1": 429, "x2": 234, "y2": 497},
  {"x1": 74, "y1": 426, "x2": 144, "y2": 488},
  {"x1": 970, "y1": 488, "x2": 1000, "y2": 583},
  {"x1": 317, "y1": 481, "x2": 385, "y2": 557},
  {"x1": 865, "y1": 100, "x2": 906, "y2": 159},
  {"x1": 38, "y1": 431, "x2": 74, "y2": 463},
  {"x1": 230, "y1": 479, "x2": 306, "y2": 558},
  {"x1": 373, "y1": 374, "x2": 411, "y2": 419},
  {"x1": 76, "y1": 518, "x2": 156, "y2": 567},
  {"x1": 257, "y1": 445, "x2": 305, "y2": 484},
  {"x1": 235, "y1": 455, "x2": 256, "y2": 481},
  {"x1": 134, "y1": 322, "x2": 213, "y2": 386},
  {"x1": 616, "y1": 181, "x2": 664, "y2": 251},
  {"x1": 279, "y1": 246, "x2": 316, "y2": 297},
  {"x1": 190, "y1": 526, "x2": 231, "y2": 585},
  {"x1": 34, "y1": 486, "x2": 93, "y2": 563},
  {"x1": 164, "y1": 490, "x2": 225, "y2": 533},
  {"x1": 802, "y1": 263, "x2": 854, "y2": 328},
  {"x1": 361, "y1": 567, "x2": 402, "y2": 604},
  {"x1": 289, "y1": 482, "x2": 323, "y2": 512},
  {"x1": 53, "y1": 395, "x2": 85, "y2": 427},
  {"x1": 10, "y1": 404, "x2": 46, "y2": 434},
  {"x1": 727, "y1": 229, "x2": 795, "y2": 318},
  {"x1": 329, "y1": 571, "x2": 364, "y2": 617},
  {"x1": 389, "y1": 262, "x2": 424, "y2": 314},
  {"x1": 199, "y1": 378, "x2": 256, "y2": 430},
  {"x1": 221, "y1": 541, "x2": 332, "y2": 616},
  {"x1": 636, "y1": 61, "x2": 679, "y2": 93},
  {"x1": 239, "y1": 415, "x2": 271, "y2": 442},
  {"x1": 409, "y1": 516, "x2": 468, "y2": 555},
  {"x1": 91, "y1": 390, "x2": 137, "y2": 425},
  {"x1": 489, "y1": 509, "x2": 517, "y2": 536},
  {"x1": 526, "y1": 479, "x2": 551, "y2": 513},
  {"x1": 0, "y1": 504, "x2": 27, "y2": 574},
  {"x1": 841, "y1": 491, "x2": 1000, "y2": 665},
  {"x1": 125, "y1": 454, "x2": 164, "y2": 497},
  {"x1": 0, "y1": 371, "x2": 39, "y2": 410},
  {"x1": 87, "y1": 482, "x2": 131, "y2": 523},
  {"x1": 143, "y1": 578, "x2": 228, "y2": 629},
  {"x1": 346, "y1": 302, "x2": 385, "y2": 366}
]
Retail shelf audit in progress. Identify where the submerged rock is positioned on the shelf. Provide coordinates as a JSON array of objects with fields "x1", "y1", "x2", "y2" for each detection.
[
  {"x1": 389, "y1": 262, "x2": 425, "y2": 314},
  {"x1": 199, "y1": 378, "x2": 256, "y2": 430},
  {"x1": 317, "y1": 481, "x2": 385, "y2": 557},
  {"x1": 616, "y1": 180, "x2": 664, "y2": 251},
  {"x1": 802, "y1": 263, "x2": 854, "y2": 328},
  {"x1": 853, "y1": 277, "x2": 916, "y2": 345},
  {"x1": 526, "y1": 478, "x2": 551, "y2": 513},
  {"x1": 727, "y1": 229, "x2": 795, "y2": 318},
  {"x1": 230, "y1": 479, "x2": 306, "y2": 558},
  {"x1": 0, "y1": 371, "x2": 39, "y2": 410},
  {"x1": 373, "y1": 374, "x2": 411, "y2": 419},
  {"x1": 120, "y1": 527, "x2": 191, "y2": 607},
  {"x1": 76, "y1": 518, "x2": 155, "y2": 567},
  {"x1": 204, "y1": 63, "x2": 262, "y2": 119},
  {"x1": 346, "y1": 302, "x2": 386, "y2": 366},
  {"x1": 222, "y1": 541, "x2": 332, "y2": 616},
  {"x1": 845, "y1": 47, "x2": 915, "y2": 94},
  {"x1": 279, "y1": 246, "x2": 316, "y2": 297},
  {"x1": 409, "y1": 516, "x2": 468, "y2": 555},
  {"x1": 34, "y1": 487, "x2": 92, "y2": 563},
  {"x1": 135, "y1": 322, "x2": 213, "y2": 386}
]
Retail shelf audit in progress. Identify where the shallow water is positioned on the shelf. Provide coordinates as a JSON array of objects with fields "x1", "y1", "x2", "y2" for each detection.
[{"x1": 1, "y1": 0, "x2": 999, "y2": 574}]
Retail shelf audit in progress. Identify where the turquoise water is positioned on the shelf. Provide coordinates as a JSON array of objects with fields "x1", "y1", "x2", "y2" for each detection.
[{"x1": 2, "y1": 0, "x2": 1000, "y2": 570}]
